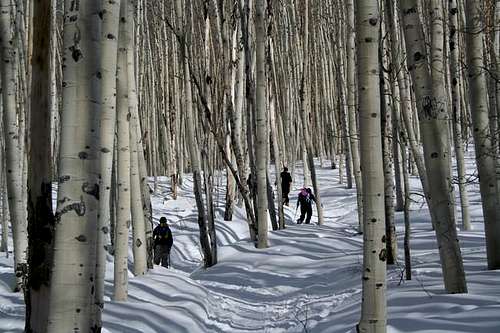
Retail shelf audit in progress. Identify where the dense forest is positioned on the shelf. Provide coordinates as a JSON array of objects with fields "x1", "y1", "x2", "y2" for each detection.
[{"x1": 0, "y1": 0, "x2": 499, "y2": 332}]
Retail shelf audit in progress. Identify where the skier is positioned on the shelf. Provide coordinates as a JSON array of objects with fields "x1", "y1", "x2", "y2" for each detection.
[
  {"x1": 153, "y1": 217, "x2": 173, "y2": 267},
  {"x1": 296, "y1": 187, "x2": 316, "y2": 224},
  {"x1": 280, "y1": 167, "x2": 293, "y2": 206}
]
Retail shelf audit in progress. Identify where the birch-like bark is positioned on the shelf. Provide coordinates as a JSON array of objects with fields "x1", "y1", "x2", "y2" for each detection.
[
  {"x1": 95, "y1": 0, "x2": 121, "y2": 322},
  {"x1": 400, "y1": 0, "x2": 467, "y2": 293},
  {"x1": 386, "y1": 0, "x2": 433, "y2": 216},
  {"x1": 356, "y1": 1, "x2": 386, "y2": 331},
  {"x1": 255, "y1": 0, "x2": 268, "y2": 247},
  {"x1": 380, "y1": 30, "x2": 396, "y2": 265},
  {"x1": 430, "y1": 0, "x2": 456, "y2": 220},
  {"x1": 346, "y1": 0, "x2": 363, "y2": 231},
  {"x1": 465, "y1": 0, "x2": 500, "y2": 269},
  {"x1": 449, "y1": 0, "x2": 471, "y2": 230},
  {"x1": 113, "y1": 0, "x2": 131, "y2": 301},
  {"x1": 47, "y1": 0, "x2": 101, "y2": 329},
  {"x1": 128, "y1": 21, "x2": 147, "y2": 276},
  {"x1": 26, "y1": 0, "x2": 53, "y2": 330},
  {"x1": 0, "y1": 0, "x2": 28, "y2": 291}
]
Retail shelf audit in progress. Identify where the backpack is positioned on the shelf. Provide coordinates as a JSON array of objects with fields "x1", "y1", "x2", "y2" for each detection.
[{"x1": 298, "y1": 188, "x2": 311, "y2": 203}]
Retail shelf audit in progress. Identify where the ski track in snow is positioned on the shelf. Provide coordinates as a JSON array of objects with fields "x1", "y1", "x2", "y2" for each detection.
[{"x1": 1, "y1": 155, "x2": 500, "y2": 332}]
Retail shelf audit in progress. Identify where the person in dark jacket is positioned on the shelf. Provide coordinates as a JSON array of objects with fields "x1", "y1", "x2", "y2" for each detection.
[
  {"x1": 280, "y1": 167, "x2": 293, "y2": 206},
  {"x1": 153, "y1": 217, "x2": 173, "y2": 267},
  {"x1": 296, "y1": 187, "x2": 316, "y2": 224}
]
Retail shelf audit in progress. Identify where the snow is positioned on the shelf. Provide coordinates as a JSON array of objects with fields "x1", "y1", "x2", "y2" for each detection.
[{"x1": 1, "y1": 154, "x2": 499, "y2": 332}]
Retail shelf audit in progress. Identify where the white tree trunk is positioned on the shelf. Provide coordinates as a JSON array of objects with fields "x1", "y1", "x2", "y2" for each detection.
[
  {"x1": 356, "y1": 1, "x2": 387, "y2": 331},
  {"x1": 47, "y1": 0, "x2": 101, "y2": 329},
  {"x1": 401, "y1": 0, "x2": 467, "y2": 293},
  {"x1": 449, "y1": 0, "x2": 471, "y2": 231},
  {"x1": 113, "y1": 0, "x2": 131, "y2": 301},
  {"x1": 346, "y1": 0, "x2": 363, "y2": 231},
  {"x1": 0, "y1": 0, "x2": 28, "y2": 290},
  {"x1": 465, "y1": 0, "x2": 500, "y2": 269},
  {"x1": 95, "y1": 0, "x2": 121, "y2": 322},
  {"x1": 128, "y1": 22, "x2": 147, "y2": 276}
]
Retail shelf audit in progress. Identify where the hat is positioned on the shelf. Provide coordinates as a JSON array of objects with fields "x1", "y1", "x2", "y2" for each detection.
[{"x1": 160, "y1": 217, "x2": 167, "y2": 224}]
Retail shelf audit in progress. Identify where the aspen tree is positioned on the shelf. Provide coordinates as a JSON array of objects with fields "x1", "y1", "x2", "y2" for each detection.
[
  {"x1": 465, "y1": 0, "x2": 500, "y2": 269},
  {"x1": 26, "y1": 0, "x2": 53, "y2": 330},
  {"x1": 128, "y1": 19, "x2": 147, "y2": 276},
  {"x1": 400, "y1": 0, "x2": 467, "y2": 293},
  {"x1": 346, "y1": 0, "x2": 363, "y2": 232},
  {"x1": 96, "y1": 0, "x2": 121, "y2": 322},
  {"x1": 400, "y1": 135, "x2": 412, "y2": 280},
  {"x1": 380, "y1": 25, "x2": 397, "y2": 265},
  {"x1": 430, "y1": 0, "x2": 456, "y2": 220},
  {"x1": 255, "y1": 0, "x2": 268, "y2": 247},
  {"x1": 0, "y1": 0, "x2": 28, "y2": 291},
  {"x1": 113, "y1": 0, "x2": 131, "y2": 301},
  {"x1": 46, "y1": 0, "x2": 101, "y2": 329},
  {"x1": 449, "y1": 0, "x2": 471, "y2": 230},
  {"x1": 356, "y1": 1, "x2": 387, "y2": 331},
  {"x1": 385, "y1": 0, "x2": 433, "y2": 218}
]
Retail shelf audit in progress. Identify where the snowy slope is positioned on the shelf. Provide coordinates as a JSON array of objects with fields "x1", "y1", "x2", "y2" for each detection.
[{"x1": 0, "y1": 156, "x2": 499, "y2": 332}]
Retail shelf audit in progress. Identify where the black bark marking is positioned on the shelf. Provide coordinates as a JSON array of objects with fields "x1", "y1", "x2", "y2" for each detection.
[
  {"x1": 55, "y1": 198, "x2": 86, "y2": 223},
  {"x1": 369, "y1": 18, "x2": 378, "y2": 26},
  {"x1": 69, "y1": 45, "x2": 83, "y2": 62},
  {"x1": 135, "y1": 239, "x2": 143, "y2": 247},
  {"x1": 75, "y1": 234, "x2": 87, "y2": 242},
  {"x1": 82, "y1": 182, "x2": 99, "y2": 200},
  {"x1": 78, "y1": 151, "x2": 88, "y2": 159},
  {"x1": 379, "y1": 248, "x2": 387, "y2": 261}
]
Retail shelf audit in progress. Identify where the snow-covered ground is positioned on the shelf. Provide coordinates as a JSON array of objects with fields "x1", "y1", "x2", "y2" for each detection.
[{"x1": 1, "y1": 155, "x2": 499, "y2": 332}]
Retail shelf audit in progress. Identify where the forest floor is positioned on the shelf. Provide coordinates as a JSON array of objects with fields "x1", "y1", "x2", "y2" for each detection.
[{"x1": 1, "y1": 154, "x2": 500, "y2": 332}]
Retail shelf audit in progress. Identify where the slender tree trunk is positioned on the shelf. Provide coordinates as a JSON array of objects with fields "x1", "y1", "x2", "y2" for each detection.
[
  {"x1": 356, "y1": 1, "x2": 387, "y2": 331},
  {"x1": 400, "y1": 139, "x2": 412, "y2": 280},
  {"x1": 47, "y1": 0, "x2": 101, "y2": 329},
  {"x1": 380, "y1": 33, "x2": 397, "y2": 265},
  {"x1": 128, "y1": 22, "x2": 147, "y2": 276},
  {"x1": 95, "y1": 0, "x2": 121, "y2": 324},
  {"x1": 255, "y1": 0, "x2": 268, "y2": 248},
  {"x1": 25, "y1": 0, "x2": 53, "y2": 330},
  {"x1": 465, "y1": 0, "x2": 500, "y2": 269},
  {"x1": 0, "y1": 0, "x2": 28, "y2": 291},
  {"x1": 449, "y1": 0, "x2": 471, "y2": 231},
  {"x1": 113, "y1": 0, "x2": 131, "y2": 301},
  {"x1": 346, "y1": 0, "x2": 363, "y2": 232}
]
